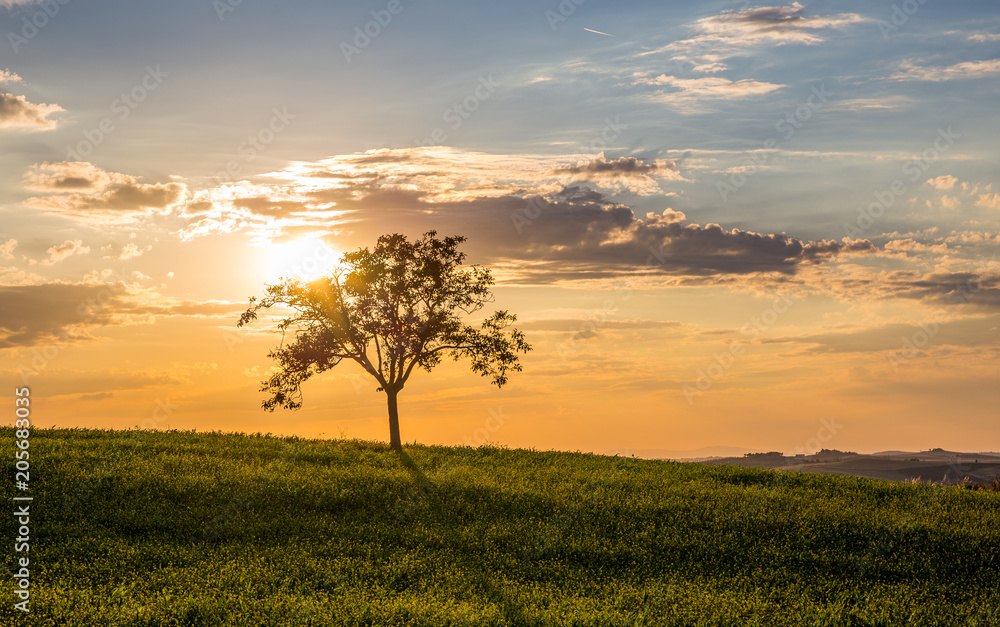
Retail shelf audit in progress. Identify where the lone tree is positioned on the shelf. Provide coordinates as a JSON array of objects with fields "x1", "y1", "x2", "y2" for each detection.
[{"x1": 238, "y1": 231, "x2": 531, "y2": 450}]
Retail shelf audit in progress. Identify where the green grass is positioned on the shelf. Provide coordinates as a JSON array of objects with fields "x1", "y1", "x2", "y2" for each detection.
[{"x1": 2, "y1": 427, "x2": 999, "y2": 626}]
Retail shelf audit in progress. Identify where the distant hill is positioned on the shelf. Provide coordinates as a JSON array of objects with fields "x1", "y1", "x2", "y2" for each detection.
[
  {"x1": 604, "y1": 445, "x2": 761, "y2": 461},
  {"x1": 703, "y1": 448, "x2": 1000, "y2": 485}
]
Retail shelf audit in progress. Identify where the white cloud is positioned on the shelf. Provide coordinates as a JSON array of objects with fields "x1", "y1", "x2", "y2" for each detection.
[
  {"x1": 825, "y1": 96, "x2": 912, "y2": 112},
  {"x1": 927, "y1": 175, "x2": 958, "y2": 191},
  {"x1": 42, "y1": 239, "x2": 90, "y2": 265},
  {"x1": 637, "y1": 74, "x2": 783, "y2": 112},
  {"x1": 977, "y1": 193, "x2": 1000, "y2": 210},
  {"x1": 118, "y1": 243, "x2": 152, "y2": 260},
  {"x1": 24, "y1": 161, "x2": 131, "y2": 192},
  {"x1": 969, "y1": 33, "x2": 1000, "y2": 43},
  {"x1": 890, "y1": 59, "x2": 1000, "y2": 82},
  {"x1": 0, "y1": 239, "x2": 16, "y2": 260},
  {"x1": 0, "y1": 69, "x2": 22, "y2": 84}
]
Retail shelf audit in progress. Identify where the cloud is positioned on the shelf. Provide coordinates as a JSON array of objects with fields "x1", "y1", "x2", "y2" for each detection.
[
  {"x1": 638, "y1": 3, "x2": 869, "y2": 69},
  {"x1": 24, "y1": 161, "x2": 131, "y2": 192},
  {"x1": 976, "y1": 193, "x2": 1000, "y2": 210},
  {"x1": 651, "y1": 75, "x2": 783, "y2": 97},
  {"x1": 552, "y1": 155, "x2": 676, "y2": 179},
  {"x1": 969, "y1": 33, "x2": 1000, "y2": 43},
  {"x1": 811, "y1": 265, "x2": 1000, "y2": 311},
  {"x1": 8, "y1": 370, "x2": 181, "y2": 398},
  {"x1": 0, "y1": 282, "x2": 131, "y2": 348},
  {"x1": 0, "y1": 239, "x2": 16, "y2": 260},
  {"x1": 179, "y1": 148, "x2": 875, "y2": 284},
  {"x1": 0, "y1": 69, "x2": 22, "y2": 84},
  {"x1": 890, "y1": 59, "x2": 1000, "y2": 82},
  {"x1": 693, "y1": 3, "x2": 867, "y2": 43},
  {"x1": 824, "y1": 96, "x2": 912, "y2": 112},
  {"x1": 24, "y1": 162, "x2": 186, "y2": 221},
  {"x1": 181, "y1": 147, "x2": 686, "y2": 240},
  {"x1": 636, "y1": 74, "x2": 783, "y2": 111},
  {"x1": 117, "y1": 243, "x2": 152, "y2": 260},
  {"x1": 0, "y1": 281, "x2": 242, "y2": 349},
  {"x1": 42, "y1": 239, "x2": 90, "y2": 265},
  {"x1": 763, "y1": 315, "x2": 1000, "y2": 354},
  {"x1": 883, "y1": 238, "x2": 948, "y2": 254},
  {"x1": 0, "y1": 92, "x2": 63, "y2": 130},
  {"x1": 549, "y1": 155, "x2": 682, "y2": 194},
  {"x1": 927, "y1": 175, "x2": 958, "y2": 190},
  {"x1": 78, "y1": 392, "x2": 114, "y2": 401}
]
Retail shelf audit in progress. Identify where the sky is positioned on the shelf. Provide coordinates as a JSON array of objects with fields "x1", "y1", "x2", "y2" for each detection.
[{"x1": 1, "y1": 0, "x2": 999, "y2": 457}]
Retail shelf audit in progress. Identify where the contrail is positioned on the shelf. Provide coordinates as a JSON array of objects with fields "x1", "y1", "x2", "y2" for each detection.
[{"x1": 583, "y1": 28, "x2": 615, "y2": 37}]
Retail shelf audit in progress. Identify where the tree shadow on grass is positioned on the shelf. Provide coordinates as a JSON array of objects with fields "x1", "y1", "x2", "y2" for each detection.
[{"x1": 395, "y1": 447, "x2": 533, "y2": 625}]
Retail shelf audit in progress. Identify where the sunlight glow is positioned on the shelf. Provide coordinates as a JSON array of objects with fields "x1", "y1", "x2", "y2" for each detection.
[{"x1": 261, "y1": 235, "x2": 342, "y2": 283}]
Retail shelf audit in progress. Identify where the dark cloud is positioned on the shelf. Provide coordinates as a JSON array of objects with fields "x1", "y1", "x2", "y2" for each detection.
[
  {"x1": 27, "y1": 181, "x2": 185, "y2": 219},
  {"x1": 0, "y1": 282, "x2": 240, "y2": 349},
  {"x1": 551, "y1": 155, "x2": 677, "y2": 180},
  {"x1": 0, "y1": 283, "x2": 131, "y2": 348},
  {"x1": 892, "y1": 272, "x2": 1000, "y2": 309},
  {"x1": 179, "y1": 149, "x2": 876, "y2": 284},
  {"x1": 338, "y1": 186, "x2": 876, "y2": 281},
  {"x1": 816, "y1": 269, "x2": 1000, "y2": 311},
  {"x1": 200, "y1": 181, "x2": 875, "y2": 284}
]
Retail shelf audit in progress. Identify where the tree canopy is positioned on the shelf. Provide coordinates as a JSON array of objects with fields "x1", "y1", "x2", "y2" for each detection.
[{"x1": 238, "y1": 231, "x2": 531, "y2": 449}]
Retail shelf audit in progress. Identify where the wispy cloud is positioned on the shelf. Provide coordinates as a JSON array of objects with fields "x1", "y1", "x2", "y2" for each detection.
[
  {"x1": 825, "y1": 96, "x2": 912, "y2": 112},
  {"x1": 638, "y1": 3, "x2": 869, "y2": 71},
  {"x1": 889, "y1": 58, "x2": 1000, "y2": 82},
  {"x1": 640, "y1": 74, "x2": 783, "y2": 97},
  {"x1": 690, "y1": 2, "x2": 868, "y2": 45},
  {"x1": 635, "y1": 74, "x2": 783, "y2": 112}
]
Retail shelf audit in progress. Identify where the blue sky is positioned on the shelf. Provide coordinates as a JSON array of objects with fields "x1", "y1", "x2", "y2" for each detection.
[
  {"x1": 4, "y1": 1, "x2": 999, "y2": 233},
  {"x1": 1, "y1": 0, "x2": 999, "y2": 454}
]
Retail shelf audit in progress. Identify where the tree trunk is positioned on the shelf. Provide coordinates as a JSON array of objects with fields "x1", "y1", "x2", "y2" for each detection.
[{"x1": 386, "y1": 388, "x2": 402, "y2": 451}]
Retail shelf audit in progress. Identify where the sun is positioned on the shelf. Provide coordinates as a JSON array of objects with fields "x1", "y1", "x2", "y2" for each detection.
[{"x1": 261, "y1": 235, "x2": 342, "y2": 283}]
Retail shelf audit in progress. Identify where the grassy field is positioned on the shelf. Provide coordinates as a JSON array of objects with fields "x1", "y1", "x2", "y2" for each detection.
[{"x1": 2, "y1": 427, "x2": 999, "y2": 626}]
